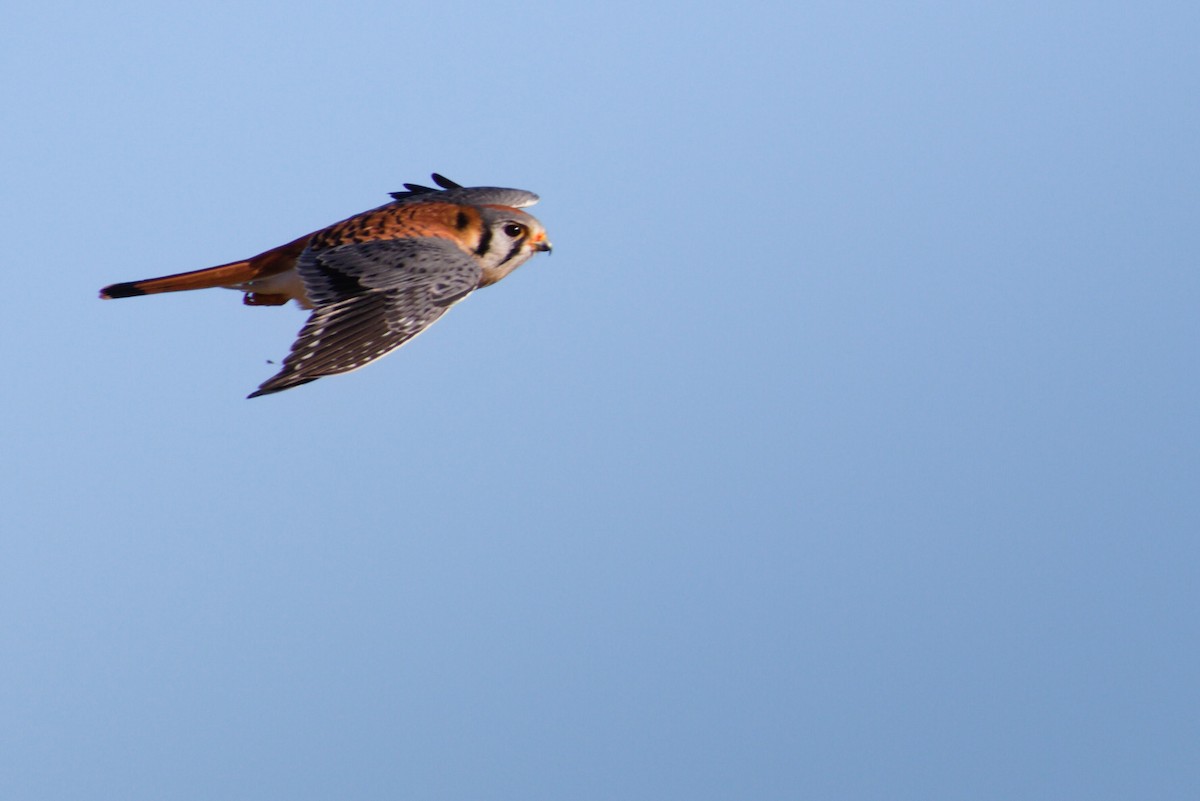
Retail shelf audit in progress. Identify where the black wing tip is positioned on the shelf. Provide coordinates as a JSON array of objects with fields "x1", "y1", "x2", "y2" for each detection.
[
  {"x1": 99, "y1": 282, "x2": 146, "y2": 299},
  {"x1": 389, "y1": 173, "x2": 462, "y2": 200},
  {"x1": 247, "y1": 376, "x2": 318, "y2": 399}
]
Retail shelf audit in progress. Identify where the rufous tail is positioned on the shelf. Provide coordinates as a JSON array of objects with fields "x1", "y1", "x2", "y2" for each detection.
[
  {"x1": 99, "y1": 233, "x2": 313, "y2": 300},
  {"x1": 99, "y1": 260, "x2": 259, "y2": 299}
]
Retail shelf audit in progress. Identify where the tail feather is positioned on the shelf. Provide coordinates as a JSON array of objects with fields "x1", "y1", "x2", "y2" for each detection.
[
  {"x1": 99, "y1": 233, "x2": 313, "y2": 300},
  {"x1": 99, "y1": 260, "x2": 257, "y2": 299}
]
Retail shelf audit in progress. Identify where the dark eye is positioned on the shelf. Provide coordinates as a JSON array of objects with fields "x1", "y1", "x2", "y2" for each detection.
[{"x1": 502, "y1": 223, "x2": 526, "y2": 238}]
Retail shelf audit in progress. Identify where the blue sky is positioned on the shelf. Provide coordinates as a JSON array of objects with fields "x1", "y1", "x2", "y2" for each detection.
[{"x1": 3, "y1": 1, "x2": 1199, "y2": 799}]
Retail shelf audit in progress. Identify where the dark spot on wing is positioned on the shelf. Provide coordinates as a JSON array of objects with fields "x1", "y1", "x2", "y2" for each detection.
[{"x1": 313, "y1": 262, "x2": 367, "y2": 297}]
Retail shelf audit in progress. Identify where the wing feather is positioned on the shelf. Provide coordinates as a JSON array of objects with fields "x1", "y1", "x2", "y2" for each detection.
[
  {"x1": 388, "y1": 174, "x2": 538, "y2": 208},
  {"x1": 248, "y1": 237, "x2": 481, "y2": 397}
]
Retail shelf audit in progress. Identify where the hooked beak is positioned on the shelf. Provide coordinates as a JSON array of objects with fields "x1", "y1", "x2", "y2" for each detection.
[{"x1": 532, "y1": 233, "x2": 552, "y2": 254}]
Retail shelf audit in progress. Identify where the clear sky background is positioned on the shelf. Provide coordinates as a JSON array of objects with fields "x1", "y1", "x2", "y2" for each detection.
[{"x1": 3, "y1": 2, "x2": 1198, "y2": 799}]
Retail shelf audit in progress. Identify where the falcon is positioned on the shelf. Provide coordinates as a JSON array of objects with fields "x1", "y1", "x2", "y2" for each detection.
[{"x1": 100, "y1": 174, "x2": 552, "y2": 397}]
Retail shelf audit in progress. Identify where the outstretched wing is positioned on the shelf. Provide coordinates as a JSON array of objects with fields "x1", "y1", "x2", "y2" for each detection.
[
  {"x1": 389, "y1": 174, "x2": 540, "y2": 209},
  {"x1": 248, "y1": 237, "x2": 481, "y2": 397}
]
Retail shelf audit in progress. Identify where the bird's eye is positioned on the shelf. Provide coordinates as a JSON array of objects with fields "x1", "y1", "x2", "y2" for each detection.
[{"x1": 502, "y1": 223, "x2": 526, "y2": 238}]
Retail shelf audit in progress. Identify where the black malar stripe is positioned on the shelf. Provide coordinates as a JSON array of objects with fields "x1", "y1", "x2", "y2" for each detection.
[
  {"x1": 473, "y1": 224, "x2": 493, "y2": 256},
  {"x1": 498, "y1": 236, "x2": 526, "y2": 266}
]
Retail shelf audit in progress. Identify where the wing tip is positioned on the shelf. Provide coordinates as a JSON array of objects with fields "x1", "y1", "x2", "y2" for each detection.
[
  {"x1": 387, "y1": 174, "x2": 538, "y2": 208},
  {"x1": 247, "y1": 376, "x2": 317, "y2": 399},
  {"x1": 391, "y1": 172, "x2": 464, "y2": 200}
]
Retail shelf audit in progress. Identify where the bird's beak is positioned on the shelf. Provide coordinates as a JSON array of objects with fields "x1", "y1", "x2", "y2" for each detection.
[{"x1": 532, "y1": 233, "x2": 552, "y2": 254}]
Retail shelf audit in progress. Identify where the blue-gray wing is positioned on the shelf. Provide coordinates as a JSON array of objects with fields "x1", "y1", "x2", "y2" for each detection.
[
  {"x1": 248, "y1": 238, "x2": 481, "y2": 397},
  {"x1": 389, "y1": 174, "x2": 539, "y2": 209}
]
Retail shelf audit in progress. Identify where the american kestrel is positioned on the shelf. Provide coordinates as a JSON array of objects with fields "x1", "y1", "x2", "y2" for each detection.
[{"x1": 100, "y1": 174, "x2": 551, "y2": 397}]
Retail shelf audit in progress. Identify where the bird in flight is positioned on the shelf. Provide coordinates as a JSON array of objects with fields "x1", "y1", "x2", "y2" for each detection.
[{"x1": 100, "y1": 174, "x2": 551, "y2": 397}]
